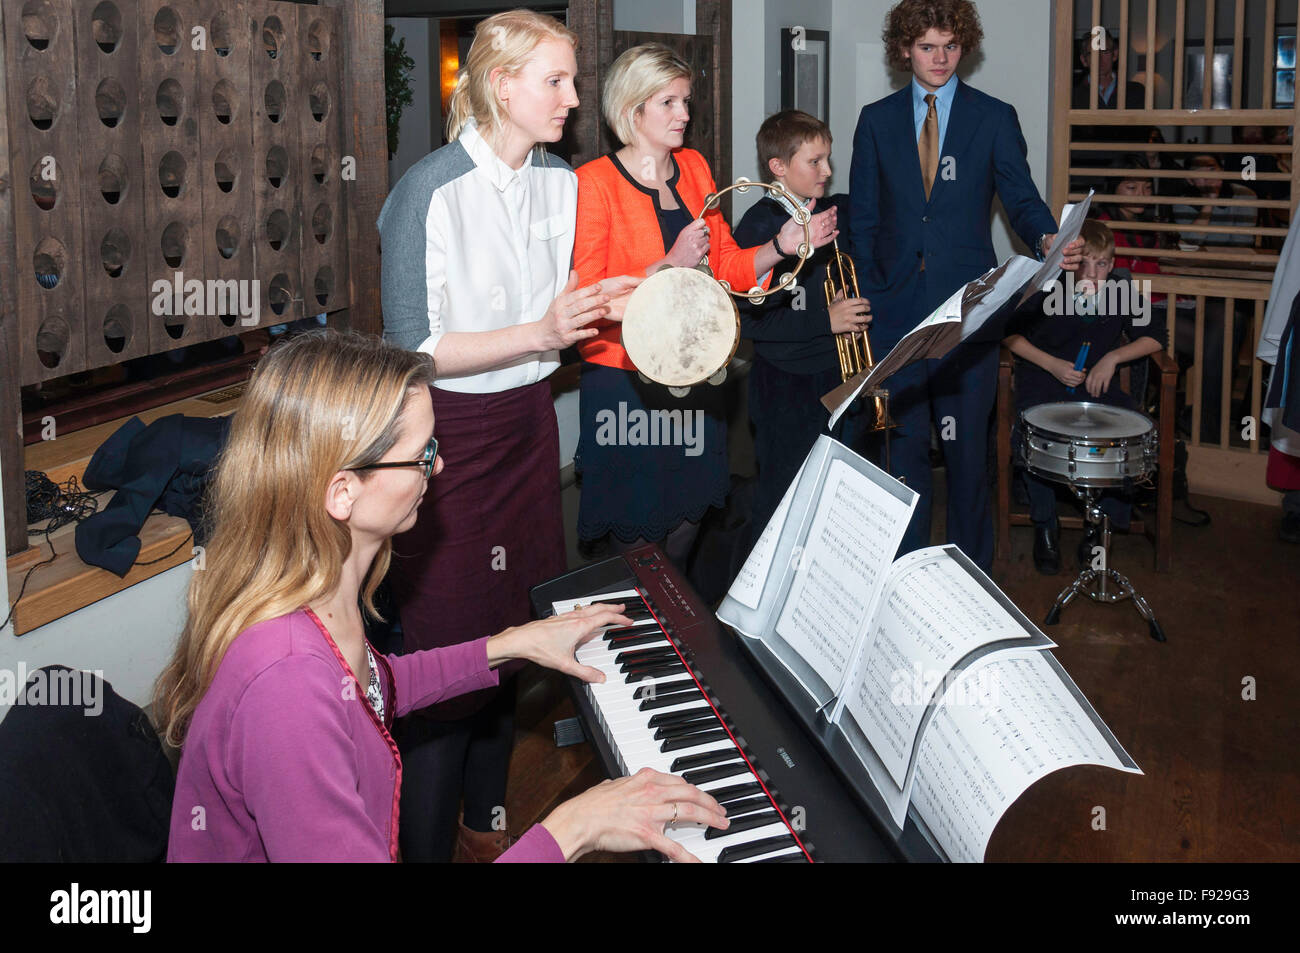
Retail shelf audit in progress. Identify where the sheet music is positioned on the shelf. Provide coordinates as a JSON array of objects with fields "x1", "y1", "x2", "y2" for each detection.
[
  {"x1": 728, "y1": 458, "x2": 805, "y2": 611},
  {"x1": 836, "y1": 548, "x2": 1038, "y2": 788},
  {"x1": 772, "y1": 458, "x2": 910, "y2": 693},
  {"x1": 1020, "y1": 193, "x2": 1094, "y2": 306},
  {"x1": 911, "y1": 649, "x2": 1141, "y2": 863}
]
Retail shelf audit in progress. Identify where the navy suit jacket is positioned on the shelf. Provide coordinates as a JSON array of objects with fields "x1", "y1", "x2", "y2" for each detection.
[{"x1": 848, "y1": 80, "x2": 1057, "y2": 350}]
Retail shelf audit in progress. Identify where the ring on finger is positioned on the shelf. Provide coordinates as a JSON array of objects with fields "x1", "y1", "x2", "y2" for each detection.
[{"x1": 671, "y1": 802, "x2": 678, "y2": 824}]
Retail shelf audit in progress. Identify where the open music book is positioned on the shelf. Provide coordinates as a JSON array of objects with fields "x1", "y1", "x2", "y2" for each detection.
[
  {"x1": 823, "y1": 192, "x2": 1095, "y2": 427},
  {"x1": 717, "y1": 435, "x2": 1140, "y2": 861}
]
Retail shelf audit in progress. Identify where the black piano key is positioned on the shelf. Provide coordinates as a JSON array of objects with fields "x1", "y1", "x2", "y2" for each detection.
[
  {"x1": 660, "y1": 729, "x2": 730, "y2": 752},
  {"x1": 653, "y1": 716, "x2": 721, "y2": 741},
  {"x1": 603, "y1": 632, "x2": 666, "y2": 649},
  {"x1": 669, "y1": 748, "x2": 741, "y2": 772},
  {"x1": 620, "y1": 655, "x2": 680, "y2": 675},
  {"x1": 614, "y1": 646, "x2": 678, "y2": 665},
  {"x1": 619, "y1": 603, "x2": 653, "y2": 621},
  {"x1": 634, "y1": 678, "x2": 694, "y2": 701},
  {"x1": 749, "y1": 852, "x2": 809, "y2": 863},
  {"x1": 721, "y1": 795, "x2": 772, "y2": 817},
  {"x1": 682, "y1": 761, "x2": 751, "y2": 786},
  {"x1": 704, "y1": 781, "x2": 763, "y2": 804},
  {"x1": 705, "y1": 809, "x2": 780, "y2": 840},
  {"x1": 639, "y1": 689, "x2": 703, "y2": 711},
  {"x1": 718, "y1": 835, "x2": 797, "y2": 862},
  {"x1": 647, "y1": 705, "x2": 714, "y2": 728},
  {"x1": 623, "y1": 663, "x2": 686, "y2": 681}
]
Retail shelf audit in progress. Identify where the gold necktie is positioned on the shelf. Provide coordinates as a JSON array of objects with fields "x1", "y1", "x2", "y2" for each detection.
[{"x1": 918, "y1": 93, "x2": 939, "y2": 200}]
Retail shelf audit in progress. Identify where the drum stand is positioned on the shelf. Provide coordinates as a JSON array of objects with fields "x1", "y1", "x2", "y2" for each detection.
[{"x1": 1043, "y1": 485, "x2": 1167, "y2": 642}]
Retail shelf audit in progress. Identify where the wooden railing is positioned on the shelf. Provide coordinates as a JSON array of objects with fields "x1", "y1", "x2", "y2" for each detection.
[{"x1": 1050, "y1": 0, "x2": 1296, "y2": 503}]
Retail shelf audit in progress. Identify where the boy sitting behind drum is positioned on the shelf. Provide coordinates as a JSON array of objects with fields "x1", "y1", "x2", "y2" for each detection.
[
  {"x1": 1005, "y1": 219, "x2": 1166, "y2": 575},
  {"x1": 734, "y1": 110, "x2": 873, "y2": 548}
]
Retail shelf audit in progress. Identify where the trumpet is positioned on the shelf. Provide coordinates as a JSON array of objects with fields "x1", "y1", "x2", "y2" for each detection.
[{"x1": 823, "y1": 240, "x2": 894, "y2": 429}]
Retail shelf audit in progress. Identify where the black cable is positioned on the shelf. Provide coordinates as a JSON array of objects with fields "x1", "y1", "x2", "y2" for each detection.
[{"x1": 3, "y1": 471, "x2": 191, "y2": 634}]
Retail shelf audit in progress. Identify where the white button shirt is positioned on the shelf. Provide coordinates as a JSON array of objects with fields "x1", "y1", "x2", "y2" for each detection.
[{"x1": 378, "y1": 120, "x2": 578, "y2": 394}]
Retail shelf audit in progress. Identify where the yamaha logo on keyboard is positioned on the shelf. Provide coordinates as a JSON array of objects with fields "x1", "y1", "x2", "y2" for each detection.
[{"x1": 776, "y1": 747, "x2": 795, "y2": 768}]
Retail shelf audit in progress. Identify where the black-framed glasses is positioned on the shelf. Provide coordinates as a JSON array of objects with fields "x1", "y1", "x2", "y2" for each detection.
[{"x1": 348, "y1": 436, "x2": 438, "y2": 479}]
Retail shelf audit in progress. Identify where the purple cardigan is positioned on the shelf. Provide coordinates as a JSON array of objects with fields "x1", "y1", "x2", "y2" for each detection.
[{"x1": 167, "y1": 608, "x2": 564, "y2": 862}]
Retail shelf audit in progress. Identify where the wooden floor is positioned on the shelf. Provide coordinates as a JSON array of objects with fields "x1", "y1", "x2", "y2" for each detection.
[{"x1": 505, "y1": 489, "x2": 1300, "y2": 862}]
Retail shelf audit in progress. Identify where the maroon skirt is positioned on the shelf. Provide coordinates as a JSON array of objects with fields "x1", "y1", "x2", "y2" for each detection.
[{"x1": 388, "y1": 380, "x2": 566, "y2": 719}]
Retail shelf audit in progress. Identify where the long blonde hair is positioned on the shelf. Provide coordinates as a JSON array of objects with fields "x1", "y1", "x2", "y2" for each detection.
[
  {"x1": 445, "y1": 8, "x2": 578, "y2": 145},
  {"x1": 153, "y1": 331, "x2": 433, "y2": 747}
]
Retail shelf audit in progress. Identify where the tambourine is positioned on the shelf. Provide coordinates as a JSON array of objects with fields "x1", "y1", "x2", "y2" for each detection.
[{"x1": 620, "y1": 179, "x2": 813, "y2": 397}]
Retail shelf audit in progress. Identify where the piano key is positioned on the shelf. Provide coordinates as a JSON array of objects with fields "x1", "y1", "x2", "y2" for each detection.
[
  {"x1": 654, "y1": 717, "x2": 722, "y2": 742},
  {"x1": 601, "y1": 631, "x2": 668, "y2": 649},
  {"x1": 614, "y1": 646, "x2": 679, "y2": 665},
  {"x1": 640, "y1": 690, "x2": 704, "y2": 711},
  {"x1": 661, "y1": 728, "x2": 731, "y2": 752},
  {"x1": 682, "y1": 761, "x2": 752, "y2": 786},
  {"x1": 669, "y1": 748, "x2": 743, "y2": 772},
  {"x1": 702, "y1": 781, "x2": 764, "y2": 804},
  {"x1": 745, "y1": 850, "x2": 809, "y2": 863},
  {"x1": 717, "y1": 834, "x2": 798, "y2": 863},
  {"x1": 720, "y1": 795, "x2": 775, "y2": 817},
  {"x1": 647, "y1": 705, "x2": 716, "y2": 728},
  {"x1": 634, "y1": 678, "x2": 696, "y2": 701},
  {"x1": 625, "y1": 663, "x2": 687, "y2": 680},
  {"x1": 668, "y1": 822, "x2": 793, "y2": 863},
  {"x1": 704, "y1": 809, "x2": 779, "y2": 839}
]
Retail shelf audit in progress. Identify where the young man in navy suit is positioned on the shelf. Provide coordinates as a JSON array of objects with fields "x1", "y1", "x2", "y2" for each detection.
[{"x1": 849, "y1": 0, "x2": 1082, "y2": 571}]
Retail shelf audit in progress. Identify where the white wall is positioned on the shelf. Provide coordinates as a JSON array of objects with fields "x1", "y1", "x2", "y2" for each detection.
[{"x1": 0, "y1": 471, "x2": 191, "y2": 722}]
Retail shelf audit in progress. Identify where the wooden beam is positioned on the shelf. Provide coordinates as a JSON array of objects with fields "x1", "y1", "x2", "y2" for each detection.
[
  {"x1": 1203, "y1": 0, "x2": 1214, "y2": 111},
  {"x1": 1263, "y1": 0, "x2": 1275, "y2": 109},
  {"x1": 1145, "y1": 0, "x2": 1156, "y2": 109},
  {"x1": 696, "y1": 0, "x2": 732, "y2": 219},
  {"x1": 322, "y1": 0, "x2": 386, "y2": 338},
  {"x1": 1050, "y1": 0, "x2": 1074, "y2": 214},
  {"x1": 1231, "y1": 0, "x2": 1243, "y2": 110},
  {"x1": 0, "y1": 0, "x2": 27, "y2": 555},
  {"x1": 1118, "y1": 0, "x2": 1129, "y2": 110},
  {"x1": 1173, "y1": 0, "x2": 1185, "y2": 111},
  {"x1": 1068, "y1": 108, "x2": 1292, "y2": 124},
  {"x1": 567, "y1": 0, "x2": 614, "y2": 170}
]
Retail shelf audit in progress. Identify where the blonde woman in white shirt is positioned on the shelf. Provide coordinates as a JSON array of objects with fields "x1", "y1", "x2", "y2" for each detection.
[{"x1": 377, "y1": 9, "x2": 635, "y2": 863}]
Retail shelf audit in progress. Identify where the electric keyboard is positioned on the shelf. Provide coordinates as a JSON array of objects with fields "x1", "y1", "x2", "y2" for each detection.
[{"x1": 530, "y1": 543, "x2": 943, "y2": 863}]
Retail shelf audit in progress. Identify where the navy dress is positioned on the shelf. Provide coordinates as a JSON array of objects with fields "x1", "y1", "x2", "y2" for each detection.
[{"x1": 576, "y1": 204, "x2": 730, "y2": 545}]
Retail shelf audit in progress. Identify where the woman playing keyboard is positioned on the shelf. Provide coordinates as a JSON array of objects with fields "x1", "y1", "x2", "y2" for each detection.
[{"x1": 155, "y1": 331, "x2": 726, "y2": 862}]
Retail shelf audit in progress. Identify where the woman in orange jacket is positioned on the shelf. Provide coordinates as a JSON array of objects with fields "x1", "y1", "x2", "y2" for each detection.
[{"x1": 573, "y1": 43, "x2": 839, "y2": 564}]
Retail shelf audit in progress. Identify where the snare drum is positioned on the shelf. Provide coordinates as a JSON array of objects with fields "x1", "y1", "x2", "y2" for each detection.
[
  {"x1": 620, "y1": 266, "x2": 740, "y2": 393},
  {"x1": 1018, "y1": 401, "x2": 1157, "y2": 487}
]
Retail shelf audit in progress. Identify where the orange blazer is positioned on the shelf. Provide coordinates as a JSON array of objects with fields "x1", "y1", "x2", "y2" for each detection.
[{"x1": 573, "y1": 148, "x2": 766, "y2": 369}]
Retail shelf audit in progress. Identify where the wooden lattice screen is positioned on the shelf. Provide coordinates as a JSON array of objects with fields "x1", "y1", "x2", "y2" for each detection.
[
  {"x1": 1, "y1": 0, "x2": 387, "y2": 557},
  {"x1": 1050, "y1": 0, "x2": 1298, "y2": 500},
  {"x1": 2, "y1": 0, "x2": 351, "y2": 386}
]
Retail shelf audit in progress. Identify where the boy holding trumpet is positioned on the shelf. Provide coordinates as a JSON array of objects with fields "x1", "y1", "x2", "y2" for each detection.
[{"x1": 735, "y1": 109, "x2": 874, "y2": 541}]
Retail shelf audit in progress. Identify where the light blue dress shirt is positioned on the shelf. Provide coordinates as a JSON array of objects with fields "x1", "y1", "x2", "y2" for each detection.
[{"x1": 911, "y1": 76, "x2": 958, "y2": 152}]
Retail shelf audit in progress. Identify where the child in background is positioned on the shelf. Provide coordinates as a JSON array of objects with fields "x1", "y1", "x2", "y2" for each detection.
[
  {"x1": 1005, "y1": 219, "x2": 1165, "y2": 574},
  {"x1": 734, "y1": 110, "x2": 873, "y2": 543}
]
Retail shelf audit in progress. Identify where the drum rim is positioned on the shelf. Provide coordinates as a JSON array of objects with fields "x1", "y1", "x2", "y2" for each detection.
[
  {"x1": 620, "y1": 266, "x2": 741, "y2": 387},
  {"x1": 1019, "y1": 401, "x2": 1155, "y2": 447}
]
